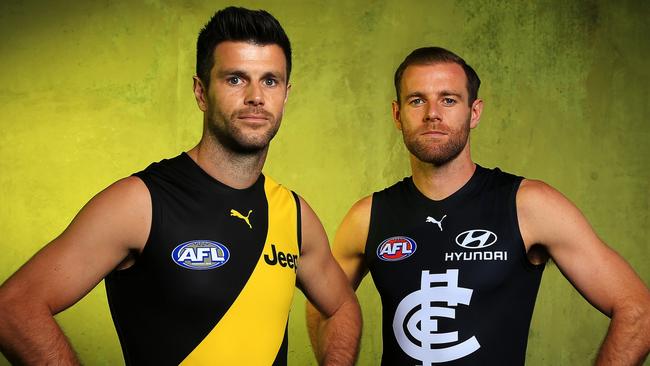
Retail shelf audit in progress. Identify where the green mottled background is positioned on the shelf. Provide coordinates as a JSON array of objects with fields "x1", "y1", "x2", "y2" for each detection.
[{"x1": 1, "y1": 0, "x2": 648, "y2": 365}]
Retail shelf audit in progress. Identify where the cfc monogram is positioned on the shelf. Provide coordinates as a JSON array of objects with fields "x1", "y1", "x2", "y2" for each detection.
[{"x1": 392, "y1": 269, "x2": 480, "y2": 364}]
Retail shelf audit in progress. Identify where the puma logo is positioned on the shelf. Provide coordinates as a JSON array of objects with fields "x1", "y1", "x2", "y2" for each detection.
[
  {"x1": 230, "y1": 209, "x2": 253, "y2": 229},
  {"x1": 426, "y1": 215, "x2": 447, "y2": 231}
]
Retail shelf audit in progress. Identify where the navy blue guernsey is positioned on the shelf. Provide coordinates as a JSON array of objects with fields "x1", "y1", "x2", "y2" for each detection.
[
  {"x1": 105, "y1": 153, "x2": 301, "y2": 365},
  {"x1": 366, "y1": 165, "x2": 544, "y2": 365}
]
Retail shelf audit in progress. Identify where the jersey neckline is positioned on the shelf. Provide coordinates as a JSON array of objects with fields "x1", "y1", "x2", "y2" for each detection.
[
  {"x1": 406, "y1": 164, "x2": 489, "y2": 207},
  {"x1": 178, "y1": 152, "x2": 265, "y2": 193}
]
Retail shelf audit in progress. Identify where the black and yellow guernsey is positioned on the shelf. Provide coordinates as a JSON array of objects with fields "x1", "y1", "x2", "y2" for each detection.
[{"x1": 105, "y1": 153, "x2": 301, "y2": 365}]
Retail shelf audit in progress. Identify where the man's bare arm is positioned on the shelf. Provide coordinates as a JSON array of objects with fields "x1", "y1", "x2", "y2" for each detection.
[
  {"x1": 517, "y1": 179, "x2": 650, "y2": 365},
  {"x1": 0, "y1": 177, "x2": 150, "y2": 365},
  {"x1": 305, "y1": 196, "x2": 371, "y2": 365},
  {"x1": 297, "y1": 196, "x2": 362, "y2": 366}
]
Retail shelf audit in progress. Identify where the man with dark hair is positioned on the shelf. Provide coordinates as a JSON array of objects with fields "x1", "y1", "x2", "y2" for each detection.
[
  {"x1": 308, "y1": 46, "x2": 649, "y2": 365},
  {"x1": 195, "y1": 7, "x2": 293, "y2": 89},
  {"x1": 0, "y1": 7, "x2": 361, "y2": 365}
]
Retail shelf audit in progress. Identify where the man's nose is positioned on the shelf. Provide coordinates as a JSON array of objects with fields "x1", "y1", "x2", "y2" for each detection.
[
  {"x1": 245, "y1": 83, "x2": 264, "y2": 106},
  {"x1": 424, "y1": 103, "x2": 441, "y2": 122}
]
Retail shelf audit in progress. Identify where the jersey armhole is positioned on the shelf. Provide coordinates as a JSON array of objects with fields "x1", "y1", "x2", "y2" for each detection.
[
  {"x1": 511, "y1": 178, "x2": 545, "y2": 271},
  {"x1": 291, "y1": 191, "x2": 302, "y2": 252},
  {"x1": 363, "y1": 194, "x2": 378, "y2": 256},
  {"x1": 113, "y1": 173, "x2": 156, "y2": 273}
]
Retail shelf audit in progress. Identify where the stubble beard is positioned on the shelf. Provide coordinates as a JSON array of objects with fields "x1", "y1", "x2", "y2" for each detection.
[
  {"x1": 206, "y1": 107, "x2": 281, "y2": 155},
  {"x1": 404, "y1": 117, "x2": 471, "y2": 167}
]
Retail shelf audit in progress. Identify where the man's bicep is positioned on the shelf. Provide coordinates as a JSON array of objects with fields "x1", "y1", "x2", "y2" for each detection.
[
  {"x1": 518, "y1": 180, "x2": 648, "y2": 316},
  {"x1": 296, "y1": 196, "x2": 354, "y2": 316},
  {"x1": 331, "y1": 196, "x2": 372, "y2": 291},
  {"x1": 0, "y1": 176, "x2": 151, "y2": 313}
]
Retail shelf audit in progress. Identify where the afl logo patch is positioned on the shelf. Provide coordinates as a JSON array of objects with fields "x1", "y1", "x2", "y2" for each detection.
[
  {"x1": 455, "y1": 230, "x2": 497, "y2": 249},
  {"x1": 171, "y1": 240, "x2": 230, "y2": 270},
  {"x1": 377, "y1": 236, "x2": 417, "y2": 261}
]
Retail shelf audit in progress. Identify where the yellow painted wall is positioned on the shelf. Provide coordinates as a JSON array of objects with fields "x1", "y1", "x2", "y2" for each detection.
[{"x1": 1, "y1": 1, "x2": 648, "y2": 365}]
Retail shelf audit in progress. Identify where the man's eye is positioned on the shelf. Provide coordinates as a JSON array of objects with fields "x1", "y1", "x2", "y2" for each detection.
[
  {"x1": 442, "y1": 97, "x2": 456, "y2": 105},
  {"x1": 264, "y1": 78, "x2": 278, "y2": 86},
  {"x1": 409, "y1": 98, "x2": 424, "y2": 105},
  {"x1": 227, "y1": 76, "x2": 242, "y2": 85}
]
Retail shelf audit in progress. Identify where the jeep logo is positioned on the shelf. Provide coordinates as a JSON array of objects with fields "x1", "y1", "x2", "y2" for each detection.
[{"x1": 264, "y1": 244, "x2": 298, "y2": 271}]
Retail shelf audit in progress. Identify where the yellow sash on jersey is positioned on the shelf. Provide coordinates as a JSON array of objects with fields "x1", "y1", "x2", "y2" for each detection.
[{"x1": 180, "y1": 176, "x2": 299, "y2": 365}]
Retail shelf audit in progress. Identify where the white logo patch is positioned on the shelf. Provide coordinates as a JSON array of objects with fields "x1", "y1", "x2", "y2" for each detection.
[
  {"x1": 393, "y1": 269, "x2": 480, "y2": 364},
  {"x1": 425, "y1": 215, "x2": 447, "y2": 231},
  {"x1": 455, "y1": 229, "x2": 497, "y2": 249}
]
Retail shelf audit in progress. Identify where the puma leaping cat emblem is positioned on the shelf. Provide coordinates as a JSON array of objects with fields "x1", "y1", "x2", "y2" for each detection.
[
  {"x1": 230, "y1": 209, "x2": 253, "y2": 229},
  {"x1": 426, "y1": 215, "x2": 447, "y2": 231}
]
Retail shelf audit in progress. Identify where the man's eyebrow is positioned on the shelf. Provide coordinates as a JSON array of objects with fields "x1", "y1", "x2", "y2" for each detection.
[
  {"x1": 404, "y1": 91, "x2": 426, "y2": 100},
  {"x1": 216, "y1": 69, "x2": 249, "y2": 78},
  {"x1": 440, "y1": 90, "x2": 464, "y2": 99}
]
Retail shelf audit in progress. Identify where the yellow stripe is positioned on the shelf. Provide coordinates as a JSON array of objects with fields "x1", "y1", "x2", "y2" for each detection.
[{"x1": 180, "y1": 176, "x2": 299, "y2": 365}]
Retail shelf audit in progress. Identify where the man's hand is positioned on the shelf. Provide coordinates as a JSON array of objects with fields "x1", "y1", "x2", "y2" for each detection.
[
  {"x1": 518, "y1": 179, "x2": 650, "y2": 365},
  {"x1": 0, "y1": 177, "x2": 150, "y2": 364}
]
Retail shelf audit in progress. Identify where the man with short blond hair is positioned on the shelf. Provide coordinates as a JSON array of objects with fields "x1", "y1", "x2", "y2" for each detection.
[{"x1": 308, "y1": 46, "x2": 649, "y2": 365}]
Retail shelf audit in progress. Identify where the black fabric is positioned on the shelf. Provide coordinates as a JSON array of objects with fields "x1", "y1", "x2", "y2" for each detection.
[
  {"x1": 105, "y1": 153, "x2": 276, "y2": 365},
  {"x1": 291, "y1": 191, "x2": 302, "y2": 252},
  {"x1": 366, "y1": 165, "x2": 544, "y2": 365},
  {"x1": 272, "y1": 325, "x2": 289, "y2": 366}
]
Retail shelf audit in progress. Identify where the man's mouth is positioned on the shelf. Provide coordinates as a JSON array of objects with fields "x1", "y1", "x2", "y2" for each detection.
[
  {"x1": 236, "y1": 108, "x2": 272, "y2": 122},
  {"x1": 421, "y1": 130, "x2": 448, "y2": 137},
  {"x1": 238, "y1": 114, "x2": 268, "y2": 121}
]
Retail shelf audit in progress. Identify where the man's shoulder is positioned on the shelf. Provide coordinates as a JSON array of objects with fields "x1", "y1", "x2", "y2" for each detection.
[
  {"x1": 517, "y1": 179, "x2": 558, "y2": 201},
  {"x1": 347, "y1": 195, "x2": 373, "y2": 220},
  {"x1": 516, "y1": 179, "x2": 571, "y2": 222},
  {"x1": 96, "y1": 176, "x2": 151, "y2": 209}
]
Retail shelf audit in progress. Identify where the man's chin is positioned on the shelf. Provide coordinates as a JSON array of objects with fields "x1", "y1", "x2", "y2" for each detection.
[
  {"x1": 229, "y1": 134, "x2": 275, "y2": 154},
  {"x1": 411, "y1": 147, "x2": 462, "y2": 166},
  {"x1": 237, "y1": 144, "x2": 269, "y2": 154}
]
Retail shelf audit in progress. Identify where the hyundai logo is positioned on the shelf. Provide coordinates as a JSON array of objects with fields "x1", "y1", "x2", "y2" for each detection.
[{"x1": 455, "y1": 230, "x2": 497, "y2": 249}]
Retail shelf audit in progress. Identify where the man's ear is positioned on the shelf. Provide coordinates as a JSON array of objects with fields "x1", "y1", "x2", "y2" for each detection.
[
  {"x1": 469, "y1": 98, "x2": 484, "y2": 129},
  {"x1": 284, "y1": 83, "x2": 291, "y2": 105},
  {"x1": 193, "y1": 76, "x2": 208, "y2": 112},
  {"x1": 392, "y1": 100, "x2": 402, "y2": 131}
]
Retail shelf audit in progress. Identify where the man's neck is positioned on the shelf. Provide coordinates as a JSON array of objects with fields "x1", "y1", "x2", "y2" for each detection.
[
  {"x1": 187, "y1": 137, "x2": 268, "y2": 189},
  {"x1": 410, "y1": 151, "x2": 476, "y2": 201}
]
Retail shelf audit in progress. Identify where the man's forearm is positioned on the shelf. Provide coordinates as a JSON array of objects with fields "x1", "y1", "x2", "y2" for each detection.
[
  {"x1": 306, "y1": 302, "x2": 325, "y2": 361},
  {"x1": 0, "y1": 297, "x2": 79, "y2": 365},
  {"x1": 596, "y1": 303, "x2": 650, "y2": 366},
  {"x1": 306, "y1": 298, "x2": 362, "y2": 366}
]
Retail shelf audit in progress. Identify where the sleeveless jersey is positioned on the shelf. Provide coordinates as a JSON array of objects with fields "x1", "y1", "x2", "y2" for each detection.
[
  {"x1": 365, "y1": 165, "x2": 544, "y2": 365},
  {"x1": 105, "y1": 153, "x2": 301, "y2": 366}
]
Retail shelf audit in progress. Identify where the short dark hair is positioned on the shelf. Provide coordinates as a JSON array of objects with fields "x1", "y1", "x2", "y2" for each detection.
[
  {"x1": 394, "y1": 47, "x2": 481, "y2": 105},
  {"x1": 196, "y1": 7, "x2": 292, "y2": 88}
]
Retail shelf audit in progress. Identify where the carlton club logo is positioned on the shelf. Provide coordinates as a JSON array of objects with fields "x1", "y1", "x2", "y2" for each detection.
[
  {"x1": 392, "y1": 269, "x2": 480, "y2": 364},
  {"x1": 171, "y1": 240, "x2": 230, "y2": 270},
  {"x1": 377, "y1": 236, "x2": 417, "y2": 261}
]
